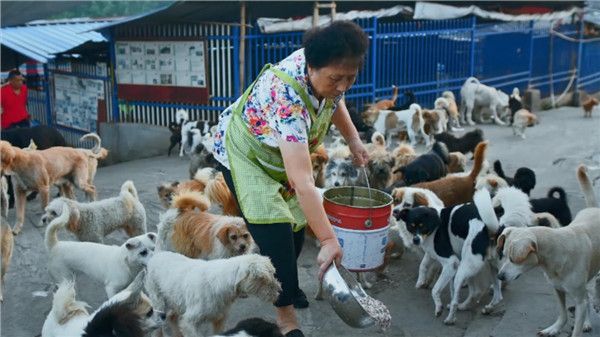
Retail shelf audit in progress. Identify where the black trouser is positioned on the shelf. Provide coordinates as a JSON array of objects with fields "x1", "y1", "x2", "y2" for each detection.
[
  {"x1": 5, "y1": 118, "x2": 30, "y2": 130},
  {"x1": 217, "y1": 163, "x2": 305, "y2": 307}
]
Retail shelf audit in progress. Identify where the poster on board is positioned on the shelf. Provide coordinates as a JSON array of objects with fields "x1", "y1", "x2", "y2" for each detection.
[
  {"x1": 115, "y1": 40, "x2": 207, "y2": 88},
  {"x1": 54, "y1": 74, "x2": 104, "y2": 132}
]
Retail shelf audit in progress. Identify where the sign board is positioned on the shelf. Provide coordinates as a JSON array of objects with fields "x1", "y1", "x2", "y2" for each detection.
[{"x1": 54, "y1": 73, "x2": 104, "y2": 132}]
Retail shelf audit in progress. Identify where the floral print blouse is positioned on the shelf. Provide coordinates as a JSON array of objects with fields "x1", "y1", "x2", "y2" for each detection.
[{"x1": 213, "y1": 48, "x2": 342, "y2": 168}]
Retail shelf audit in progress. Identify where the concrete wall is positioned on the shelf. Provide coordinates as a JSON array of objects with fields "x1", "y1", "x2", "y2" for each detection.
[{"x1": 99, "y1": 123, "x2": 170, "y2": 166}]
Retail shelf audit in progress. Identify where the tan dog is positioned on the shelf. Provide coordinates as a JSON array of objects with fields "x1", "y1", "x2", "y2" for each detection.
[
  {"x1": 1, "y1": 177, "x2": 14, "y2": 302},
  {"x1": 311, "y1": 144, "x2": 329, "y2": 188},
  {"x1": 366, "y1": 132, "x2": 395, "y2": 190},
  {"x1": 512, "y1": 109, "x2": 538, "y2": 139},
  {"x1": 496, "y1": 164, "x2": 599, "y2": 337},
  {"x1": 442, "y1": 91, "x2": 461, "y2": 129},
  {"x1": 157, "y1": 180, "x2": 206, "y2": 208},
  {"x1": 413, "y1": 141, "x2": 488, "y2": 207},
  {"x1": 78, "y1": 133, "x2": 109, "y2": 186},
  {"x1": 157, "y1": 191, "x2": 255, "y2": 260},
  {"x1": 194, "y1": 167, "x2": 239, "y2": 216},
  {"x1": 582, "y1": 97, "x2": 599, "y2": 118},
  {"x1": 447, "y1": 152, "x2": 467, "y2": 173},
  {"x1": 391, "y1": 143, "x2": 417, "y2": 182},
  {"x1": 0, "y1": 140, "x2": 100, "y2": 235}
]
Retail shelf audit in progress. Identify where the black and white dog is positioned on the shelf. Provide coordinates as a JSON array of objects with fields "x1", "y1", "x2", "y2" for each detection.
[
  {"x1": 168, "y1": 109, "x2": 189, "y2": 156},
  {"x1": 395, "y1": 189, "x2": 502, "y2": 325},
  {"x1": 433, "y1": 128, "x2": 484, "y2": 155},
  {"x1": 212, "y1": 318, "x2": 283, "y2": 337},
  {"x1": 530, "y1": 187, "x2": 572, "y2": 226},
  {"x1": 493, "y1": 160, "x2": 536, "y2": 196},
  {"x1": 394, "y1": 142, "x2": 449, "y2": 186},
  {"x1": 180, "y1": 119, "x2": 215, "y2": 157}
]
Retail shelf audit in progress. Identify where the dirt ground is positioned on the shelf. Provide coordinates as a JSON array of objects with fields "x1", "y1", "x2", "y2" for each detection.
[{"x1": 1, "y1": 106, "x2": 600, "y2": 337}]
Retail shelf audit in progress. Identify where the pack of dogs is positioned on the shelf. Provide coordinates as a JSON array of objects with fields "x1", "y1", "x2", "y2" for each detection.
[{"x1": 0, "y1": 77, "x2": 599, "y2": 337}]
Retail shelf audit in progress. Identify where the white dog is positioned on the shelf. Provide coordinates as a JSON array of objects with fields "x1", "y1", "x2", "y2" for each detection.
[
  {"x1": 492, "y1": 186, "x2": 535, "y2": 227},
  {"x1": 375, "y1": 104, "x2": 429, "y2": 147},
  {"x1": 42, "y1": 271, "x2": 165, "y2": 337},
  {"x1": 40, "y1": 180, "x2": 146, "y2": 243},
  {"x1": 145, "y1": 251, "x2": 281, "y2": 335},
  {"x1": 45, "y1": 203, "x2": 156, "y2": 297},
  {"x1": 460, "y1": 77, "x2": 508, "y2": 126}
]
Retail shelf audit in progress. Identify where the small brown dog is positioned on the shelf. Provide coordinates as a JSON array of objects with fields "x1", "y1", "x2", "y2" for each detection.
[
  {"x1": 311, "y1": 144, "x2": 329, "y2": 188},
  {"x1": 413, "y1": 141, "x2": 488, "y2": 207},
  {"x1": 157, "y1": 180, "x2": 206, "y2": 208},
  {"x1": 0, "y1": 140, "x2": 100, "y2": 235},
  {"x1": 582, "y1": 97, "x2": 599, "y2": 118},
  {"x1": 157, "y1": 191, "x2": 255, "y2": 259}
]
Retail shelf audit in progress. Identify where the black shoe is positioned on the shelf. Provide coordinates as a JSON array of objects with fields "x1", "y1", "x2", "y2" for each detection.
[
  {"x1": 293, "y1": 288, "x2": 309, "y2": 309},
  {"x1": 285, "y1": 329, "x2": 305, "y2": 337}
]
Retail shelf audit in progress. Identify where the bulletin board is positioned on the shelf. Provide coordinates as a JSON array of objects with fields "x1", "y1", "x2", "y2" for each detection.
[
  {"x1": 54, "y1": 73, "x2": 105, "y2": 132},
  {"x1": 115, "y1": 39, "x2": 209, "y2": 104}
]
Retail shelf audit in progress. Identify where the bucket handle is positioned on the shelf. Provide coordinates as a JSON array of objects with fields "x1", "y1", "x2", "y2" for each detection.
[{"x1": 361, "y1": 167, "x2": 374, "y2": 229}]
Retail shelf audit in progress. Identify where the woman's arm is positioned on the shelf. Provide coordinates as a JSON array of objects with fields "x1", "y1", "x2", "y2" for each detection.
[
  {"x1": 332, "y1": 99, "x2": 369, "y2": 166},
  {"x1": 279, "y1": 140, "x2": 342, "y2": 279}
]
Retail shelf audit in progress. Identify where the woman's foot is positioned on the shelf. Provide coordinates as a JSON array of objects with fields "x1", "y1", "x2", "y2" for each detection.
[{"x1": 294, "y1": 288, "x2": 309, "y2": 309}]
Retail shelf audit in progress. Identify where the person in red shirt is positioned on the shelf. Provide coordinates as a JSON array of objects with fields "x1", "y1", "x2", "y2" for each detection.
[{"x1": 1, "y1": 69, "x2": 30, "y2": 130}]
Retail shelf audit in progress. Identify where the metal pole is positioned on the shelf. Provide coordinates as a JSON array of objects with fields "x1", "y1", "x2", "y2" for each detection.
[
  {"x1": 233, "y1": 26, "x2": 240, "y2": 96},
  {"x1": 469, "y1": 15, "x2": 476, "y2": 77},
  {"x1": 371, "y1": 17, "x2": 378, "y2": 102},
  {"x1": 575, "y1": 12, "x2": 584, "y2": 95},
  {"x1": 313, "y1": 2, "x2": 319, "y2": 27},
  {"x1": 43, "y1": 63, "x2": 52, "y2": 125},
  {"x1": 106, "y1": 29, "x2": 120, "y2": 123},
  {"x1": 239, "y1": 1, "x2": 246, "y2": 94},
  {"x1": 528, "y1": 20, "x2": 535, "y2": 87}
]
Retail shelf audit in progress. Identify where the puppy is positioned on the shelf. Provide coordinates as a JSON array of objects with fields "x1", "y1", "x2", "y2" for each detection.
[
  {"x1": 447, "y1": 152, "x2": 467, "y2": 173},
  {"x1": 413, "y1": 141, "x2": 487, "y2": 207},
  {"x1": 529, "y1": 187, "x2": 572, "y2": 226},
  {"x1": 0, "y1": 177, "x2": 14, "y2": 302},
  {"x1": 311, "y1": 144, "x2": 329, "y2": 188},
  {"x1": 45, "y1": 203, "x2": 156, "y2": 297},
  {"x1": 441, "y1": 91, "x2": 462, "y2": 130},
  {"x1": 394, "y1": 142, "x2": 449, "y2": 185},
  {"x1": 366, "y1": 132, "x2": 395, "y2": 190},
  {"x1": 0, "y1": 141, "x2": 100, "y2": 235},
  {"x1": 512, "y1": 109, "x2": 538, "y2": 139},
  {"x1": 433, "y1": 128, "x2": 484, "y2": 155},
  {"x1": 145, "y1": 251, "x2": 281, "y2": 335},
  {"x1": 40, "y1": 180, "x2": 147, "y2": 243},
  {"x1": 493, "y1": 160, "x2": 536, "y2": 195},
  {"x1": 157, "y1": 191, "x2": 254, "y2": 259},
  {"x1": 582, "y1": 96, "x2": 599, "y2": 118},
  {"x1": 460, "y1": 77, "x2": 507, "y2": 125},
  {"x1": 396, "y1": 189, "x2": 502, "y2": 324},
  {"x1": 496, "y1": 166, "x2": 600, "y2": 337},
  {"x1": 212, "y1": 318, "x2": 283, "y2": 337},
  {"x1": 42, "y1": 272, "x2": 165, "y2": 337}
]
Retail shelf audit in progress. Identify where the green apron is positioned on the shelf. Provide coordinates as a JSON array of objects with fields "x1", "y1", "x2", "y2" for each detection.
[{"x1": 225, "y1": 64, "x2": 335, "y2": 232}]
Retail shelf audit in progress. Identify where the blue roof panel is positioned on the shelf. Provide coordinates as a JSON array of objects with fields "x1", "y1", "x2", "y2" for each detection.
[{"x1": 0, "y1": 19, "x2": 117, "y2": 63}]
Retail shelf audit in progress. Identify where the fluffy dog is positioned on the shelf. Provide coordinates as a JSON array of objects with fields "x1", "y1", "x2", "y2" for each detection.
[
  {"x1": 430, "y1": 97, "x2": 451, "y2": 133},
  {"x1": 195, "y1": 167, "x2": 239, "y2": 215},
  {"x1": 0, "y1": 140, "x2": 100, "y2": 235},
  {"x1": 180, "y1": 120, "x2": 215, "y2": 157},
  {"x1": 325, "y1": 145, "x2": 366, "y2": 187},
  {"x1": 146, "y1": 251, "x2": 281, "y2": 335},
  {"x1": 493, "y1": 160, "x2": 536, "y2": 195},
  {"x1": 530, "y1": 187, "x2": 572, "y2": 226},
  {"x1": 40, "y1": 180, "x2": 147, "y2": 243},
  {"x1": 0, "y1": 177, "x2": 14, "y2": 302},
  {"x1": 433, "y1": 128, "x2": 484, "y2": 155},
  {"x1": 460, "y1": 77, "x2": 508, "y2": 125},
  {"x1": 366, "y1": 133, "x2": 395, "y2": 190},
  {"x1": 395, "y1": 142, "x2": 449, "y2": 185},
  {"x1": 311, "y1": 144, "x2": 329, "y2": 188},
  {"x1": 157, "y1": 178, "x2": 206, "y2": 209},
  {"x1": 492, "y1": 186, "x2": 535, "y2": 228},
  {"x1": 45, "y1": 203, "x2": 156, "y2": 297},
  {"x1": 391, "y1": 142, "x2": 417, "y2": 182},
  {"x1": 582, "y1": 96, "x2": 599, "y2": 118},
  {"x1": 512, "y1": 109, "x2": 538, "y2": 139},
  {"x1": 42, "y1": 272, "x2": 165, "y2": 337},
  {"x1": 212, "y1": 318, "x2": 283, "y2": 337},
  {"x1": 158, "y1": 191, "x2": 254, "y2": 259},
  {"x1": 413, "y1": 141, "x2": 488, "y2": 207},
  {"x1": 496, "y1": 166, "x2": 599, "y2": 337},
  {"x1": 441, "y1": 91, "x2": 462, "y2": 130},
  {"x1": 396, "y1": 189, "x2": 502, "y2": 324}
]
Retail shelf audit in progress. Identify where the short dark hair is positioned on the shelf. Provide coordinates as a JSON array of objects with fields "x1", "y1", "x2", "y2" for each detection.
[
  {"x1": 303, "y1": 21, "x2": 369, "y2": 69},
  {"x1": 7, "y1": 69, "x2": 22, "y2": 80}
]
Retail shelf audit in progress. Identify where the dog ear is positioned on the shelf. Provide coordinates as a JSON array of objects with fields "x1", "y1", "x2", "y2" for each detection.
[
  {"x1": 398, "y1": 208, "x2": 410, "y2": 222},
  {"x1": 125, "y1": 239, "x2": 141, "y2": 250},
  {"x1": 413, "y1": 192, "x2": 429, "y2": 207},
  {"x1": 146, "y1": 232, "x2": 157, "y2": 242},
  {"x1": 66, "y1": 204, "x2": 81, "y2": 233},
  {"x1": 496, "y1": 226, "x2": 507, "y2": 258},
  {"x1": 171, "y1": 181, "x2": 180, "y2": 187},
  {"x1": 511, "y1": 239, "x2": 537, "y2": 264},
  {"x1": 488, "y1": 179, "x2": 498, "y2": 188},
  {"x1": 216, "y1": 226, "x2": 231, "y2": 245}
]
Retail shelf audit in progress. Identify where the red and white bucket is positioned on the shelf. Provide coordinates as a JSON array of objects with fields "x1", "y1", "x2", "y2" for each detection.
[{"x1": 323, "y1": 186, "x2": 393, "y2": 271}]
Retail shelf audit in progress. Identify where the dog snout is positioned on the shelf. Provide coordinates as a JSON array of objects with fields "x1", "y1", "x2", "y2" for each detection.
[
  {"x1": 412, "y1": 236, "x2": 421, "y2": 245},
  {"x1": 159, "y1": 312, "x2": 167, "y2": 321},
  {"x1": 239, "y1": 244, "x2": 247, "y2": 252},
  {"x1": 334, "y1": 181, "x2": 340, "y2": 187},
  {"x1": 497, "y1": 273, "x2": 506, "y2": 281}
]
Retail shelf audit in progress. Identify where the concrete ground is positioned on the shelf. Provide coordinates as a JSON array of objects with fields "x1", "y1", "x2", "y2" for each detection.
[{"x1": 1, "y1": 106, "x2": 600, "y2": 337}]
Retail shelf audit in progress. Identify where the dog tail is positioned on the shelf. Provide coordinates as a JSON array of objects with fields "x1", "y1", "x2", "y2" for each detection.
[
  {"x1": 45, "y1": 202, "x2": 70, "y2": 250},
  {"x1": 431, "y1": 142, "x2": 449, "y2": 164},
  {"x1": 474, "y1": 188, "x2": 500, "y2": 233},
  {"x1": 371, "y1": 132, "x2": 386, "y2": 147},
  {"x1": 50, "y1": 279, "x2": 89, "y2": 325},
  {"x1": 79, "y1": 133, "x2": 103, "y2": 157},
  {"x1": 469, "y1": 141, "x2": 488, "y2": 180},
  {"x1": 547, "y1": 187, "x2": 567, "y2": 201},
  {"x1": 120, "y1": 180, "x2": 139, "y2": 200},
  {"x1": 493, "y1": 160, "x2": 508, "y2": 181},
  {"x1": 577, "y1": 164, "x2": 598, "y2": 208},
  {"x1": 172, "y1": 190, "x2": 210, "y2": 212}
]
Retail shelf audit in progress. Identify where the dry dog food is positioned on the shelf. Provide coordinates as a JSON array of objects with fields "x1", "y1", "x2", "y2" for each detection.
[{"x1": 357, "y1": 295, "x2": 391, "y2": 330}]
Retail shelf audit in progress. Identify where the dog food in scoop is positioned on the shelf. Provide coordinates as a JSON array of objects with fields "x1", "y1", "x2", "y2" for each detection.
[{"x1": 357, "y1": 296, "x2": 391, "y2": 330}]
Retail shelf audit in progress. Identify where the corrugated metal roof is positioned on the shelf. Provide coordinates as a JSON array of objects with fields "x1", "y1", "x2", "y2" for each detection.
[{"x1": 0, "y1": 18, "x2": 119, "y2": 63}]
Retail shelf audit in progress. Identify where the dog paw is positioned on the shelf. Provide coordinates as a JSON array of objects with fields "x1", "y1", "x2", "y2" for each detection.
[
  {"x1": 538, "y1": 327, "x2": 560, "y2": 337},
  {"x1": 443, "y1": 316, "x2": 456, "y2": 325},
  {"x1": 583, "y1": 323, "x2": 592, "y2": 333},
  {"x1": 481, "y1": 305, "x2": 493, "y2": 315},
  {"x1": 415, "y1": 281, "x2": 428, "y2": 289},
  {"x1": 435, "y1": 306, "x2": 443, "y2": 317}
]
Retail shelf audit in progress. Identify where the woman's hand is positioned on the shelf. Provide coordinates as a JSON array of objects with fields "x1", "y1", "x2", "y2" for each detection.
[
  {"x1": 348, "y1": 138, "x2": 369, "y2": 167},
  {"x1": 317, "y1": 237, "x2": 343, "y2": 280}
]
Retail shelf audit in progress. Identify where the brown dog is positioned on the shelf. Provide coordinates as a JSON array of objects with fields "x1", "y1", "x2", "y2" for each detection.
[
  {"x1": 413, "y1": 141, "x2": 488, "y2": 207},
  {"x1": 311, "y1": 145, "x2": 329, "y2": 188},
  {"x1": 157, "y1": 191, "x2": 255, "y2": 260},
  {"x1": 582, "y1": 97, "x2": 599, "y2": 118},
  {"x1": 157, "y1": 179, "x2": 207, "y2": 208},
  {"x1": 0, "y1": 177, "x2": 14, "y2": 302},
  {"x1": 0, "y1": 141, "x2": 100, "y2": 235}
]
